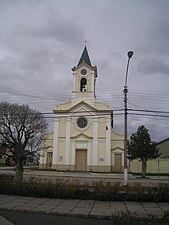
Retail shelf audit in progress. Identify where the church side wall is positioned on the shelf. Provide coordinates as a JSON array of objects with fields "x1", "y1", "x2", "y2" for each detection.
[{"x1": 39, "y1": 132, "x2": 53, "y2": 169}]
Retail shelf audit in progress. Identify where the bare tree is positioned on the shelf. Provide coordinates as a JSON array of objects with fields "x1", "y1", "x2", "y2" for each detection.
[{"x1": 0, "y1": 102, "x2": 48, "y2": 184}]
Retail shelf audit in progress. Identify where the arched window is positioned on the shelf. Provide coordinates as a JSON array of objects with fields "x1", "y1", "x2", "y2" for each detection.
[{"x1": 80, "y1": 78, "x2": 87, "y2": 92}]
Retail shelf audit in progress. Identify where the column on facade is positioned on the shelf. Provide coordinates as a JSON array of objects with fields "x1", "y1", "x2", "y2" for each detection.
[
  {"x1": 87, "y1": 140, "x2": 91, "y2": 169},
  {"x1": 65, "y1": 117, "x2": 71, "y2": 167},
  {"x1": 72, "y1": 72, "x2": 76, "y2": 98},
  {"x1": 106, "y1": 114, "x2": 111, "y2": 168},
  {"x1": 90, "y1": 71, "x2": 95, "y2": 98},
  {"x1": 71, "y1": 140, "x2": 75, "y2": 168},
  {"x1": 92, "y1": 116, "x2": 98, "y2": 168},
  {"x1": 52, "y1": 117, "x2": 59, "y2": 169}
]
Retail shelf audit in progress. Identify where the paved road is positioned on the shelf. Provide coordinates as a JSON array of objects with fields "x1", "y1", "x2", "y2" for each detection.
[
  {"x1": 0, "y1": 210, "x2": 114, "y2": 225},
  {"x1": 0, "y1": 167, "x2": 169, "y2": 185},
  {"x1": 0, "y1": 215, "x2": 14, "y2": 225}
]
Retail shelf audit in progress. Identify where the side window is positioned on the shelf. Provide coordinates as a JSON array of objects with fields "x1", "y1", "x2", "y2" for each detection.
[{"x1": 80, "y1": 78, "x2": 87, "y2": 92}]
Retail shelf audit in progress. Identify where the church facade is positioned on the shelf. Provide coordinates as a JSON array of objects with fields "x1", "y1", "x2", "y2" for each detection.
[{"x1": 40, "y1": 47, "x2": 124, "y2": 172}]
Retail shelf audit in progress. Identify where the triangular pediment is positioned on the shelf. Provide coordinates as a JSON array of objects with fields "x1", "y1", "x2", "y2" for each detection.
[
  {"x1": 111, "y1": 147, "x2": 124, "y2": 152},
  {"x1": 53, "y1": 101, "x2": 98, "y2": 113},
  {"x1": 71, "y1": 133, "x2": 93, "y2": 140},
  {"x1": 69, "y1": 101, "x2": 97, "y2": 113}
]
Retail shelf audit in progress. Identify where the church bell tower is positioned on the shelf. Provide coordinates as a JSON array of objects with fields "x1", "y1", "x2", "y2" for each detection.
[{"x1": 71, "y1": 46, "x2": 97, "y2": 100}]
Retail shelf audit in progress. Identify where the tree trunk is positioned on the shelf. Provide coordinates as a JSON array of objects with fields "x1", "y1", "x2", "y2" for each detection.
[
  {"x1": 141, "y1": 159, "x2": 147, "y2": 178},
  {"x1": 13, "y1": 158, "x2": 24, "y2": 184}
]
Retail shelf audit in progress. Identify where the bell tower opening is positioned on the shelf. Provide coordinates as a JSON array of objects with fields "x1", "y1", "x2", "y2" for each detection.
[{"x1": 80, "y1": 78, "x2": 87, "y2": 92}]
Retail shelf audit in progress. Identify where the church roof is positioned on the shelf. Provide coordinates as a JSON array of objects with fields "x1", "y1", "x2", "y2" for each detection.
[{"x1": 77, "y1": 46, "x2": 92, "y2": 66}]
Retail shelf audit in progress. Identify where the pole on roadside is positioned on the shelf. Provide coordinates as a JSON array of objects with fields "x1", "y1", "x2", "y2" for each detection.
[{"x1": 124, "y1": 51, "x2": 133, "y2": 186}]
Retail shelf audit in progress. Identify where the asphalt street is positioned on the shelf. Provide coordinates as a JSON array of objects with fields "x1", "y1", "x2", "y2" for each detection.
[
  {"x1": 0, "y1": 210, "x2": 113, "y2": 225},
  {"x1": 0, "y1": 167, "x2": 169, "y2": 185}
]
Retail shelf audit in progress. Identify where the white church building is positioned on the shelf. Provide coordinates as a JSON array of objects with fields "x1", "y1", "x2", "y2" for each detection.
[{"x1": 40, "y1": 47, "x2": 124, "y2": 172}]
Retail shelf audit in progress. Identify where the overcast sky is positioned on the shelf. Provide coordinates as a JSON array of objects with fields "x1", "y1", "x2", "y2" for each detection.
[{"x1": 0, "y1": 0, "x2": 169, "y2": 141}]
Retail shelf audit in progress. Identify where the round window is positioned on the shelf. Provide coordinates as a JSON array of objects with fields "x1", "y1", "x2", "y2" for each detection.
[{"x1": 77, "y1": 116, "x2": 88, "y2": 128}]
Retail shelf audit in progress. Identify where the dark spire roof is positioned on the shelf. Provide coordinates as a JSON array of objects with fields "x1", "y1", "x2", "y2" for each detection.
[{"x1": 77, "y1": 46, "x2": 92, "y2": 66}]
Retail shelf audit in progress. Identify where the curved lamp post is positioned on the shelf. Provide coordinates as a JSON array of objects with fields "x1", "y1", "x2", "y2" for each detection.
[{"x1": 124, "y1": 51, "x2": 133, "y2": 186}]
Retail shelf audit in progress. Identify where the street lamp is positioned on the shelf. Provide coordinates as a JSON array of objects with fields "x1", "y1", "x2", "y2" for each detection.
[{"x1": 124, "y1": 51, "x2": 133, "y2": 186}]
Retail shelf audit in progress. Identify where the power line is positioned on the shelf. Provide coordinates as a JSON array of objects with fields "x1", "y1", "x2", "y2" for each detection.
[
  {"x1": 1, "y1": 108, "x2": 169, "y2": 117},
  {"x1": 128, "y1": 108, "x2": 169, "y2": 114},
  {"x1": 1, "y1": 89, "x2": 169, "y2": 100},
  {"x1": 1, "y1": 89, "x2": 169, "y2": 120},
  {"x1": 128, "y1": 113, "x2": 169, "y2": 118}
]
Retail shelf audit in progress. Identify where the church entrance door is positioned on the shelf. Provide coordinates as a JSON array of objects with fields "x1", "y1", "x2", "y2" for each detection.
[
  {"x1": 75, "y1": 149, "x2": 87, "y2": 171},
  {"x1": 114, "y1": 153, "x2": 122, "y2": 172}
]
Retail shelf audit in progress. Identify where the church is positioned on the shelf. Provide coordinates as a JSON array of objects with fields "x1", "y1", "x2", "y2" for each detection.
[{"x1": 39, "y1": 47, "x2": 124, "y2": 172}]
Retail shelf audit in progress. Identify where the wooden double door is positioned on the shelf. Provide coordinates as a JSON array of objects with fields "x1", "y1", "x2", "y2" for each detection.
[
  {"x1": 114, "y1": 153, "x2": 122, "y2": 172},
  {"x1": 75, "y1": 149, "x2": 87, "y2": 171}
]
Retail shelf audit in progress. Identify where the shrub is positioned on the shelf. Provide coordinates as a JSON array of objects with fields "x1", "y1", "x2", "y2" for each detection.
[{"x1": 0, "y1": 174, "x2": 169, "y2": 202}]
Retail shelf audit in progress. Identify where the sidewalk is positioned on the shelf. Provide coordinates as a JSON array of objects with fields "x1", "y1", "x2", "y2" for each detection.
[{"x1": 0, "y1": 194, "x2": 168, "y2": 222}]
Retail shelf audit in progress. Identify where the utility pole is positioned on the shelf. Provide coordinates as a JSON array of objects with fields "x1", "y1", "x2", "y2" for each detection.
[{"x1": 124, "y1": 51, "x2": 133, "y2": 186}]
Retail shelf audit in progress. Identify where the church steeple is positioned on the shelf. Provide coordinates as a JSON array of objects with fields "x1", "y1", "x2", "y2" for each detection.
[
  {"x1": 72, "y1": 46, "x2": 97, "y2": 100},
  {"x1": 77, "y1": 46, "x2": 91, "y2": 66}
]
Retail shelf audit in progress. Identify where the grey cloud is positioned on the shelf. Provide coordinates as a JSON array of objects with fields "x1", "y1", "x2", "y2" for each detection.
[
  {"x1": 134, "y1": 18, "x2": 169, "y2": 57},
  {"x1": 0, "y1": 5, "x2": 84, "y2": 96},
  {"x1": 137, "y1": 58, "x2": 169, "y2": 76},
  {"x1": 38, "y1": 16, "x2": 84, "y2": 46},
  {"x1": 147, "y1": 21, "x2": 169, "y2": 55},
  {"x1": 10, "y1": 7, "x2": 84, "y2": 49}
]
